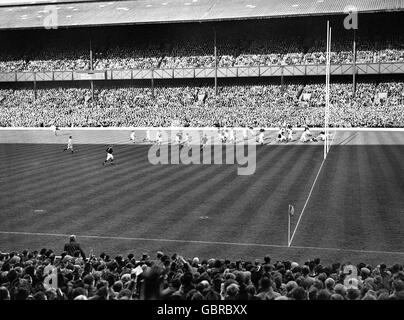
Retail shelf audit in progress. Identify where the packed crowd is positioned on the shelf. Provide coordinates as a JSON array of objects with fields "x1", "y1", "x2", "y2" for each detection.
[
  {"x1": 1, "y1": 37, "x2": 403, "y2": 72},
  {"x1": 0, "y1": 48, "x2": 90, "y2": 72},
  {"x1": 1, "y1": 82, "x2": 403, "y2": 128},
  {"x1": 1, "y1": 238, "x2": 403, "y2": 300}
]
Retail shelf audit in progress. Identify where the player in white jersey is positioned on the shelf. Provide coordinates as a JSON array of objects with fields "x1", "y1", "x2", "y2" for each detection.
[
  {"x1": 228, "y1": 128, "x2": 235, "y2": 143},
  {"x1": 287, "y1": 127, "x2": 293, "y2": 142},
  {"x1": 217, "y1": 128, "x2": 222, "y2": 142},
  {"x1": 218, "y1": 128, "x2": 226, "y2": 143},
  {"x1": 300, "y1": 128, "x2": 310, "y2": 142},
  {"x1": 184, "y1": 133, "x2": 192, "y2": 148},
  {"x1": 51, "y1": 125, "x2": 57, "y2": 136},
  {"x1": 242, "y1": 127, "x2": 248, "y2": 141},
  {"x1": 304, "y1": 125, "x2": 312, "y2": 136},
  {"x1": 249, "y1": 127, "x2": 255, "y2": 137},
  {"x1": 317, "y1": 130, "x2": 331, "y2": 142},
  {"x1": 175, "y1": 132, "x2": 182, "y2": 145},
  {"x1": 156, "y1": 131, "x2": 162, "y2": 146},
  {"x1": 257, "y1": 130, "x2": 265, "y2": 145},
  {"x1": 130, "y1": 131, "x2": 136, "y2": 143},
  {"x1": 63, "y1": 136, "x2": 74, "y2": 153},
  {"x1": 144, "y1": 128, "x2": 151, "y2": 142},
  {"x1": 181, "y1": 133, "x2": 189, "y2": 148},
  {"x1": 223, "y1": 128, "x2": 229, "y2": 142}
]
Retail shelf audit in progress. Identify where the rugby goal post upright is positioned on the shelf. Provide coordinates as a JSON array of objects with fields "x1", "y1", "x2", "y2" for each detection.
[{"x1": 324, "y1": 21, "x2": 332, "y2": 159}]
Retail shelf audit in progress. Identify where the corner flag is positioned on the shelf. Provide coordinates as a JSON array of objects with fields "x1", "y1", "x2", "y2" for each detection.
[
  {"x1": 287, "y1": 204, "x2": 295, "y2": 247},
  {"x1": 288, "y1": 204, "x2": 295, "y2": 216}
]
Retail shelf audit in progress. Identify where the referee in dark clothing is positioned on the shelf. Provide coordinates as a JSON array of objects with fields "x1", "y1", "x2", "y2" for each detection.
[{"x1": 63, "y1": 235, "x2": 86, "y2": 260}]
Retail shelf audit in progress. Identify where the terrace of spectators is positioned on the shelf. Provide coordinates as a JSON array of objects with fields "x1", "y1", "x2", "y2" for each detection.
[
  {"x1": 0, "y1": 14, "x2": 403, "y2": 78},
  {"x1": 1, "y1": 81, "x2": 403, "y2": 127},
  {"x1": 1, "y1": 246, "x2": 404, "y2": 300}
]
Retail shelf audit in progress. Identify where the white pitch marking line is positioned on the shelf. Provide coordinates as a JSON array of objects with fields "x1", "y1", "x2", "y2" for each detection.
[
  {"x1": 0, "y1": 231, "x2": 286, "y2": 249},
  {"x1": 288, "y1": 131, "x2": 338, "y2": 247},
  {"x1": 0, "y1": 231, "x2": 404, "y2": 256},
  {"x1": 288, "y1": 157, "x2": 327, "y2": 247},
  {"x1": 290, "y1": 244, "x2": 404, "y2": 256}
]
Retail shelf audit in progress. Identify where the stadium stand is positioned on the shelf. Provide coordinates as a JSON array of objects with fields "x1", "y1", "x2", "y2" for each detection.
[
  {"x1": 1, "y1": 82, "x2": 403, "y2": 127},
  {"x1": 1, "y1": 2, "x2": 404, "y2": 304},
  {"x1": 0, "y1": 246, "x2": 403, "y2": 300},
  {"x1": 0, "y1": 14, "x2": 403, "y2": 72}
]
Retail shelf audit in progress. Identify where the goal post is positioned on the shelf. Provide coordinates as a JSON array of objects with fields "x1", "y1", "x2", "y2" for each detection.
[{"x1": 324, "y1": 21, "x2": 332, "y2": 159}]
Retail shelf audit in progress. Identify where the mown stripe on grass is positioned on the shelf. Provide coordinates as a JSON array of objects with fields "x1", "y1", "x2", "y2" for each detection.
[{"x1": 160, "y1": 145, "x2": 289, "y2": 242}]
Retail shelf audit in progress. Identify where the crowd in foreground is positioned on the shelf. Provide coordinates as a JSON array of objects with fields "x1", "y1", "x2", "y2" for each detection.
[
  {"x1": 0, "y1": 82, "x2": 403, "y2": 128},
  {"x1": 1, "y1": 236, "x2": 403, "y2": 300}
]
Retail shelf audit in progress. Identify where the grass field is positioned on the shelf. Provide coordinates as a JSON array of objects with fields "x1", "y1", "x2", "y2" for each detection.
[{"x1": 0, "y1": 129, "x2": 403, "y2": 265}]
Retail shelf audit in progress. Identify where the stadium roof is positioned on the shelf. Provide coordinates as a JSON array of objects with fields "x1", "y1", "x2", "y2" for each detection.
[{"x1": 0, "y1": 0, "x2": 403, "y2": 30}]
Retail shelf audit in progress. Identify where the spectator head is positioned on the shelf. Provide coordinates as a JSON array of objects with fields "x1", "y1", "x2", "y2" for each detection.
[
  {"x1": 308, "y1": 286, "x2": 318, "y2": 300},
  {"x1": 286, "y1": 281, "x2": 298, "y2": 294},
  {"x1": 290, "y1": 287, "x2": 307, "y2": 300},
  {"x1": 0, "y1": 287, "x2": 10, "y2": 300},
  {"x1": 9, "y1": 255, "x2": 21, "y2": 265},
  {"x1": 15, "y1": 287, "x2": 29, "y2": 300},
  {"x1": 259, "y1": 276, "x2": 272, "y2": 290},
  {"x1": 192, "y1": 257, "x2": 200, "y2": 266},
  {"x1": 83, "y1": 274, "x2": 95, "y2": 287},
  {"x1": 33, "y1": 291, "x2": 47, "y2": 300},
  {"x1": 121, "y1": 274, "x2": 131, "y2": 284},
  {"x1": 331, "y1": 293, "x2": 344, "y2": 300},
  {"x1": 118, "y1": 289, "x2": 132, "y2": 300},
  {"x1": 377, "y1": 289, "x2": 390, "y2": 300},
  {"x1": 45, "y1": 288, "x2": 57, "y2": 301},
  {"x1": 246, "y1": 284, "x2": 256, "y2": 297},
  {"x1": 189, "y1": 290, "x2": 204, "y2": 300},
  {"x1": 393, "y1": 279, "x2": 404, "y2": 292},
  {"x1": 225, "y1": 283, "x2": 239, "y2": 299},
  {"x1": 72, "y1": 287, "x2": 87, "y2": 299},
  {"x1": 112, "y1": 281, "x2": 123, "y2": 293},
  {"x1": 317, "y1": 289, "x2": 331, "y2": 300},
  {"x1": 360, "y1": 267, "x2": 371, "y2": 279},
  {"x1": 363, "y1": 290, "x2": 377, "y2": 299},
  {"x1": 334, "y1": 283, "x2": 347, "y2": 297},
  {"x1": 69, "y1": 235, "x2": 76, "y2": 242},
  {"x1": 347, "y1": 288, "x2": 361, "y2": 300},
  {"x1": 181, "y1": 272, "x2": 193, "y2": 287},
  {"x1": 391, "y1": 264, "x2": 401, "y2": 274},
  {"x1": 95, "y1": 286, "x2": 109, "y2": 300},
  {"x1": 302, "y1": 265, "x2": 310, "y2": 276},
  {"x1": 325, "y1": 278, "x2": 335, "y2": 290}
]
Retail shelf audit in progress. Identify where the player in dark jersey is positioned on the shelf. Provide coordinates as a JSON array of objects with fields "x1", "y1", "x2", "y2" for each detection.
[
  {"x1": 200, "y1": 133, "x2": 209, "y2": 150},
  {"x1": 103, "y1": 146, "x2": 114, "y2": 166}
]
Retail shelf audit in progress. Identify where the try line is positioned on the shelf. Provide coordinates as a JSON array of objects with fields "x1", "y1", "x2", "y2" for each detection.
[{"x1": 1, "y1": 230, "x2": 404, "y2": 256}]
